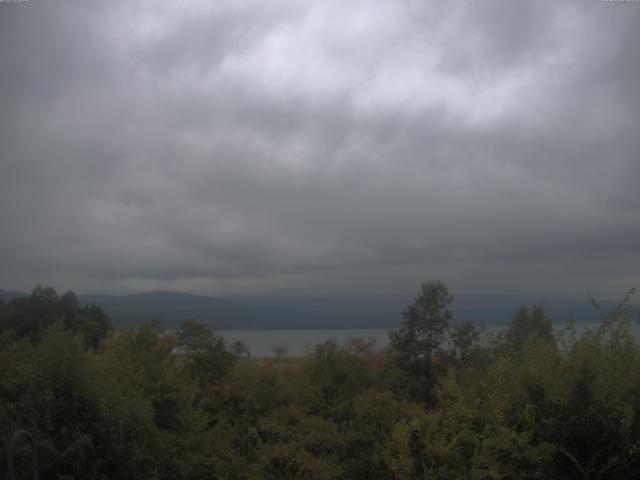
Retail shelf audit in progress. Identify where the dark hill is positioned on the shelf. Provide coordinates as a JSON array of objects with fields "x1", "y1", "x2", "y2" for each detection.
[
  {"x1": 78, "y1": 291, "x2": 351, "y2": 330},
  {"x1": 3, "y1": 288, "x2": 637, "y2": 330},
  {"x1": 81, "y1": 291, "x2": 637, "y2": 330},
  {"x1": 0, "y1": 289, "x2": 28, "y2": 302}
]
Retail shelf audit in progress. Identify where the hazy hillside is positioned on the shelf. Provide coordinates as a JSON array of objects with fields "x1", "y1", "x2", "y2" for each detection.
[
  {"x1": 3, "y1": 288, "x2": 636, "y2": 330},
  {"x1": 232, "y1": 293, "x2": 638, "y2": 328},
  {"x1": 0, "y1": 289, "x2": 28, "y2": 302},
  {"x1": 78, "y1": 291, "x2": 313, "y2": 330},
  {"x1": 82, "y1": 291, "x2": 638, "y2": 330}
]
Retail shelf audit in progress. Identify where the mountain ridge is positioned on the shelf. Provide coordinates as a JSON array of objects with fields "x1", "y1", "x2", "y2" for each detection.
[{"x1": 3, "y1": 288, "x2": 638, "y2": 330}]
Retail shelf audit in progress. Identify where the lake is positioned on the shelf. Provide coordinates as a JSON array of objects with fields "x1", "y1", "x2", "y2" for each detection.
[{"x1": 219, "y1": 321, "x2": 640, "y2": 357}]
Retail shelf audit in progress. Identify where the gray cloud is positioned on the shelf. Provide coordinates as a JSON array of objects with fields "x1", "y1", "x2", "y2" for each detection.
[{"x1": 1, "y1": 0, "x2": 639, "y2": 299}]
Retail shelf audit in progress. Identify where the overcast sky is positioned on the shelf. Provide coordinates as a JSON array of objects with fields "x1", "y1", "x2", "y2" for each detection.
[{"x1": 1, "y1": 0, "x2": 639, "y2": 299}]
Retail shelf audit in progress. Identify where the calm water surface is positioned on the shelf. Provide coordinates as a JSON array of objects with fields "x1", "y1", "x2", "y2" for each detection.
[{"x1": 219, "y1": 322, "x2": 640, "y2": 357}]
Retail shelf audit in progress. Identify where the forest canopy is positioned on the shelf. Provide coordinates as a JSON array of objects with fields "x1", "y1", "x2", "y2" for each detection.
[{"x1": 1, "y1": 283, "x2": 639, "y2": 479}]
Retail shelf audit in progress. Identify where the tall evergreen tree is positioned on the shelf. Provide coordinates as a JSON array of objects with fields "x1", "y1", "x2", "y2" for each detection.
[{"x1": 389, "y1": 280, "x2": 453, "y2": 403}]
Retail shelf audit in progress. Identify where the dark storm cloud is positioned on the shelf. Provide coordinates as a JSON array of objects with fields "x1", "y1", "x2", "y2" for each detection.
[{"x1": 1, "y1": 0, "x2": 639, "y2": 297}]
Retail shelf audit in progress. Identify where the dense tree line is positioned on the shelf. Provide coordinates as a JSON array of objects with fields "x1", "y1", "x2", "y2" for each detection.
[{"x1": 1, "y1": 283, "x2": 639, "y2": 479}]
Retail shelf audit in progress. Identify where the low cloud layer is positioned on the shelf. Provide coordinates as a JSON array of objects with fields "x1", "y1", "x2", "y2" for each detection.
[{"x1": 1, "y1": 0, "x2": 639, "y2": 298}]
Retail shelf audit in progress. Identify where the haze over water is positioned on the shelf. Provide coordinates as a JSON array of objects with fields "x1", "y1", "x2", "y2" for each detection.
[{"x1": 219, "y1": 321, "x2": 640, "y2": 357}]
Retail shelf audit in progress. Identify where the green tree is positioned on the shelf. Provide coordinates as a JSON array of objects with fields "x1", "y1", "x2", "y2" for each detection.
[
  {"x1": 231, "y1": 339, "x2": 250, "y2": 358},
  {"x1": 176, "y1": 319, "x2": 216, "y2": 354},
  {"x1": 176, "y1": 320, "x2": 235, "y2": 388},
  {"x1": 192, "y1": 339, "x2": 235, "y2": 388},
  {"x1": 297, "y1": 338, "x2": 372, "y2": 422},
  {"x1": 389, "y1": 280, "x2": 453, "y2": 403},
  {"x1": 502, "y1": 304, "x2": 553, "y2": 352},
  {"x1": 0, "y1": 322, "x2": 105, "y2": 479},
  {"x1": 450, "y1": 321, "x2": 481, "y2": 361},
  {"x1": 0, "y1": 286, "x2": 111, "y2": 349}
]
